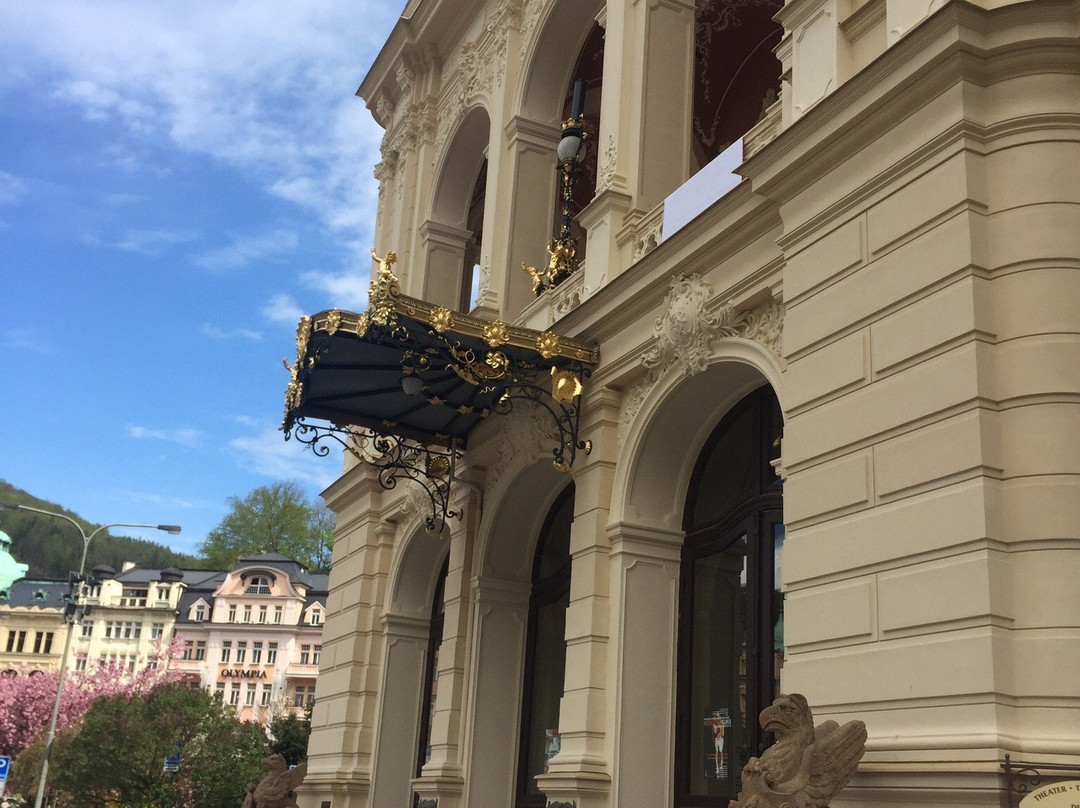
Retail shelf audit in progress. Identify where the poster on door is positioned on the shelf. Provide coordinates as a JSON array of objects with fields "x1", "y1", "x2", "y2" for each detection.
[
  {"x1": 704, "y1": 709, "x2": 731, "y2": 782},
  {"x1": 544, "y1": 729, "x2": 561, "y2": 772}
]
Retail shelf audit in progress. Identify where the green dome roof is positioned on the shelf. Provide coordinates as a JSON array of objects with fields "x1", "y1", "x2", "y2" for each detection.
[{"x1": 0, "y1": 529, "x2": 29, "y2": 592}]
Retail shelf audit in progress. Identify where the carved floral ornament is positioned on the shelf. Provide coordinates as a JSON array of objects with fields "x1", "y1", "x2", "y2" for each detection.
[{"x1": 618, "y1": 273, "x2": 784, "y2": 443}]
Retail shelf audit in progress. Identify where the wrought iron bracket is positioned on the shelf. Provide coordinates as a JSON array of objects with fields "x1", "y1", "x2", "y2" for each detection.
[
  {"x1": 285, "y1": 418, "x2": 463, "y2": 536},
  {"x1": 1002, "y1": 754, "x2": 1080, "y2": 807}
]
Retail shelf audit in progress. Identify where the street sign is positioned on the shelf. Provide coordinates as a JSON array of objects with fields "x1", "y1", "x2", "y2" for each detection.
[{"x1": 0, "y1": 755, "x2": 10, "y2": 781}]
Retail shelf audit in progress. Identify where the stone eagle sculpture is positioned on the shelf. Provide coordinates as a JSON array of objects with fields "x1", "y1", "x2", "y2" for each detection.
[
  {"x1": 731, "y1": 693, "x2": 867, "y2": 808},
  {"x1": 240, "y1": 754, "x2": 308, "y2": 808}
]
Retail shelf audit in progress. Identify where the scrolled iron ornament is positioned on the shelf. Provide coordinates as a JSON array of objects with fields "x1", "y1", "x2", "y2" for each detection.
[{"x1": 284, "y1": 418, "x2": 461, "y2": 535}]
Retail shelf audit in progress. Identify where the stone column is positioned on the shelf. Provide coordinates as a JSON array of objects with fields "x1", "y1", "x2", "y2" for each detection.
[
  {"x1": 606, "y1": 520, "x2": 683, "y2": 808},
  {"x1": 536, "y1": 388, "x2": 621, "y2": 808},
  {"x1": 496, "y1": 116, "x2": 561, "y2": 319},
  {"x1": 461, "y1": 576, "x2": 531, "y2": 808},
  {"x1": 368, "y1": 613, "x2": 429, "y2": 808},
  {"x1": 625, "y1": 0, "x2": 697, "y2": 213},
  {"x1": 420, "y1": 220, "x2": 474, "y2": 312},
  {"x1": 775, "y1": 0, "x2": 846, "y2": 124},
  {"x1": 300, "y1": 466, "x2": 397, "y2": 808},
  {"x1": 414, "y1": 474, "x2": 483, "y2": 808}
]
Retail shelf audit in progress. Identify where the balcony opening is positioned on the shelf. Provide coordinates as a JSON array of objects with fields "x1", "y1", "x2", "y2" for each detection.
[{"x1": 692, "y1": 0, "x2": 784, "y2": 173}]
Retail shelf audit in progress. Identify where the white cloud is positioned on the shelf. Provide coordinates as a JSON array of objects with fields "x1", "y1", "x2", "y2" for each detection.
[
  {"x1": 262, "y1": 293, "x2": 304, "y2": 324},
  {"x1": 0, "y1": 171, "x2": 26, "y2": 205},
  {"x1": 230, "y1": 422, "x2": 338, "y2": 491},
  {"x1": 1, "y1": 327, "x2": 56, "y2": 354},
  {"x1": 199, "y1": 323, "x2": 263, "y2": 341},
  {"x1": 192, "y1": 230, "x2": 298, "y2": 271},
  {"x1": 115, "y1": 228, "x2": 200, "y2": 256},
  {"x1": 300, "y1": 267, "x2": 370, "y2": 311},
  {"x1": 0, "y1": 2, "x2": 396, "y2": 242},
  {"x1": 127, "y1": 425, "x2": 202, "y2": 448},
  {"x1": 118, "y1": 490, "x2": 211, "y2": 511},
  {"x1": 52, "y1": 79, "x2": 157, "y2": 132}
]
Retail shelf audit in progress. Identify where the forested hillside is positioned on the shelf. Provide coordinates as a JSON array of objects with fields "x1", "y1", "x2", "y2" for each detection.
[{"x1": 0, "y1": 480, "x2": 200, "y2": 578}]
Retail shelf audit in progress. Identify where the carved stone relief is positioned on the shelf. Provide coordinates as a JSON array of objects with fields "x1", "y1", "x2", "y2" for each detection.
[
  {"x1": 398, "y1": 480, "x2": 430, "y2": 534},
  {"x1": 458, "y1": 0, "x2": 526, "y2": 105},
  {"x1": 618, "y1": 273, "x2": 784, "y2": 444},
  {"x1": 548, "y1": 271, "x2": 584, "y2": 325},
  {"x1": 487, "y1": 406, "x2": 558, "y2": 495},
  {"x1": 519, "y1": 0, "x2": 546, "y2": 62},
  {"x1": 596, "y1": 133, "x2": 617, "y2": 194},
  {"x1": 641, "y1": 274, "x2": 725, "y2": 378}
]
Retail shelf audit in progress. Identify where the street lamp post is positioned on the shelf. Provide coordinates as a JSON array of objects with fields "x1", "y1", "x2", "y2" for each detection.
[{"x1": 0, "y1": 501, "x2": 181, "y2": 808}]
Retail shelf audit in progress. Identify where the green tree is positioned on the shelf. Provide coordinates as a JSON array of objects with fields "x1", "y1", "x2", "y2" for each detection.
[
  {"x1": 197, "y1": 482, "x2": 333, "y2": 571},
  {"x1": 12, "y1": 683, "x2": 269, "y2": 808},
  {"x1": 268, "y1": 701, "x2": 312, "y2": 767}
]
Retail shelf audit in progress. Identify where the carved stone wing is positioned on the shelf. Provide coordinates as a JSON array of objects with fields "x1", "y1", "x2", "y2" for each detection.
[
  {"x1": 281, "y1": 762, "x2": 307, "y2": 792},
  {"x1": 800, "y1": 720, "x2": 867, "y2": 808},
  {"x1": 253, "y1": 763, "x2": 308, "y2": 807}
]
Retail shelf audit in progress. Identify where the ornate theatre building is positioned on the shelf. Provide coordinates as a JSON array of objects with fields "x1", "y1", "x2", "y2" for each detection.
[{"x1": 282, "y1": 0, "x2": 1080, "y2": 806}]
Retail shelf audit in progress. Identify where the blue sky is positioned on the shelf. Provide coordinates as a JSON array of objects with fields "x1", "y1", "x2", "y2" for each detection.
[{"x1": 1, "y1": 1, "x2": 402, "y2": 555}]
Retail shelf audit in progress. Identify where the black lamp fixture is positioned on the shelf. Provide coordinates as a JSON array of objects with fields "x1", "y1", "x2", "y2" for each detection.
[{"x1": 523, "y1": 78, "x2": 587, "y2": 296}]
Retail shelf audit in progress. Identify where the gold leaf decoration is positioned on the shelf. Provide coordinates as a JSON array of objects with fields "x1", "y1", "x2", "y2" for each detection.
[
  {"x1": 430, "y1": 307, "x2": 455, "y2": 333},
  {"x1": 551, "y1": 367, "x2": 583, "y2": 404},
  {"x1": 426, "y1": 455, "x2": 451, "y2": 480},
  {"x1": 295, "y1": 316, "x2": 312, "y2": 361},
  {"x1": 537, "y1": 332, "x2": 561, "y2": 359},
  {"x1": 325, "y1": 309, "x2": 342, "y2": 336},
  {"x1": 485, "y1": 351, "x2": 509, "y2": 375},
  {"x1": 482, "y1": 320, "x2": 510, "y2": 348}
]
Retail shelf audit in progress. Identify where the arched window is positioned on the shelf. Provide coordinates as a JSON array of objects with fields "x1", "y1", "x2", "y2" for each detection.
[
  {"x1": 675, "y1": 386, "x2": 784, "y2": 807},
  {"x1": 462, "y1": 161, "x2": 487, "y2": 311},
  {"x1": 516, "y1": 484, "x2": 574, "y2": 808},
  {"x1": 246, "y1": 576, "x2": 271, "y2": 595},
  {"x1": 416, "y1": 557, "x2": 449, "y2": 775}
]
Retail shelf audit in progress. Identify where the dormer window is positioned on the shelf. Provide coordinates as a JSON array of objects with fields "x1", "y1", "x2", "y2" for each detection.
[
  {"x1": 246, "y1": 576, "x2": 271, "y2": 595},
  {"x1": 194, "y1": 605, "x2": 206, "y2": 622},
  {"x1": 310, "y1": 610, "x2": 322, "y2": 626},
  {"x1": 120, "y1": 588, "x2": 148, "y2": 607}
]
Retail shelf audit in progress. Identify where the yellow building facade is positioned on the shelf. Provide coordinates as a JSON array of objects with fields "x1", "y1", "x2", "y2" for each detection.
[{"x1": 291, "y1": 1, "x2": 1080, "y2": 806}]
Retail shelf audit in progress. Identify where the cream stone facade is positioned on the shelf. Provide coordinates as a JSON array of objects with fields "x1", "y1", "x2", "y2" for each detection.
[
  {"x1": 0, "y1": 580, "x2": 68, "y2": 675},
  {"x1": 296, "y1": 1, "x2": 1080, "y2": 807}
]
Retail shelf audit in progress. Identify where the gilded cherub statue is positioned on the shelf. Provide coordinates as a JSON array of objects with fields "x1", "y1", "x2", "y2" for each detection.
[
  {"x1": 240, "y1": 754, "x2": 308, "y2": 808},
  {"x1": 731, "y1": 694, "x2": 866, "y2": 808}
]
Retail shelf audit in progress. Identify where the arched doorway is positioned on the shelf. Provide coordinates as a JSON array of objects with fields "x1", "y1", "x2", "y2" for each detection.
[{"x1": 674, "y1": 385, "x2": 784, "y2": 807}]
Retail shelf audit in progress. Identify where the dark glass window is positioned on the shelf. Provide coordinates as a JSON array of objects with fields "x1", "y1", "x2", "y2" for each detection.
[
  {"x1": 516, "y1": 484, "x2": 574, "y2": 808},
  {"x1": 416, "y1": 557, "x2": 449, "y2": 777},
  {"x1": 692, "y1": 0, "x2": 784, "y2": 171},
  {"x1": 675, "y1": 386, "x2": 783, "y2": 808}
]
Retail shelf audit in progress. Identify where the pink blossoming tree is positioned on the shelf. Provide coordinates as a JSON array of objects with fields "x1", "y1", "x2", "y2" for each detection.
[{"x1": 0, "y1": 639, "x2": 182, "y2": 759}]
